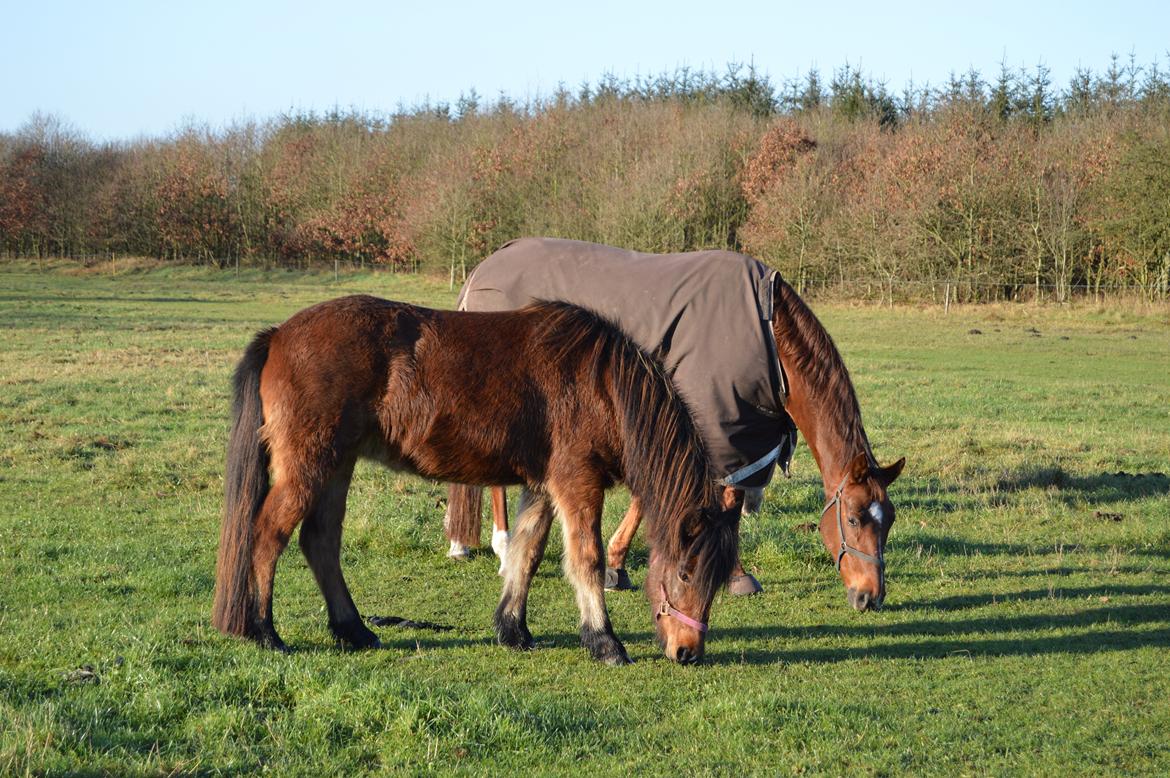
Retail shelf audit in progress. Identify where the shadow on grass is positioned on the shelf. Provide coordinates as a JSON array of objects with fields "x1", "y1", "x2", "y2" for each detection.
[
  {"x1": 891, "y1": 532, "x2": 1170, "y2": 561},
  {"x1": 993, "y1": 466, "x2": 1168, "y2": 502},
  {"x1": 700, "y1": 598, "x2": 1170, "y2": 665},
  {"x1": 460, "y1": 599, "x2": 1169, "y2": 666},
  {"x1": 887, "y1": 583, "x2": 1170, "y2": 611},
  {"x1": 884, "y1": 467, "x2": 1169, "y2": 515}
]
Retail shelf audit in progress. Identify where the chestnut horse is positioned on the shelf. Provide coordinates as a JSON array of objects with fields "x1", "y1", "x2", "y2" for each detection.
[
  {"x1": 448, "y1": 275, "x2": 904, "y2": 611},
  {"x1": 213, "y1": 295, "x2": 738, "y2": 664},
  {"x1": 607, "y1": 278, "x2": 905, "y2": 610}
]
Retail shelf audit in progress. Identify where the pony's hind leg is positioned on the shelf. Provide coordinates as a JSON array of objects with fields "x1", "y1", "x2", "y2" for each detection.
[
  {"x1": 554, "y1": 481, "x2": 631, "y2": 666},
  {"x1": 250, "y1": 476, "x2": 320, "y2": 651},
  {"x1": 444, "y1": 483, "x2": 483, "y2": 560},
  {"x1": 604, "y1": 497, "x2": 641, "y2": 591},
  {"x1": 490, "y1": 486, "x2": 510, "y2": 575},
  {"x1": 495, "y1": 487, "x2": 554, "y2": 650},
  {"x1": 298, "y1": 459, "x2": 380, "y2": 650}
]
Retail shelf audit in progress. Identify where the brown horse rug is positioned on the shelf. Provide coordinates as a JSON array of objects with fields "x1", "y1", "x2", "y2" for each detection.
[{"x1": 458, "y1": 237, "x2": 795, "y2": 488}]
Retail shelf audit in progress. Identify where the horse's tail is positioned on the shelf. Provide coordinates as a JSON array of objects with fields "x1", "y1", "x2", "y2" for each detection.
[
  {"x1": 212, "y1": 327, "x2": 275, "y2": 636},
  {"x1": 444, "y1": 484, "x2": 483, "y2": 547}
]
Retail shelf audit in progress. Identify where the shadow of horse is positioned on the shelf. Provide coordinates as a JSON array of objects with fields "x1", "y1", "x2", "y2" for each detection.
[
  {"x1": 700, "y1": 599, "x2": 1170, "y2": 665},
  {"x1": 435, "y1": 595, "x2": 1168, "y2": 665}
]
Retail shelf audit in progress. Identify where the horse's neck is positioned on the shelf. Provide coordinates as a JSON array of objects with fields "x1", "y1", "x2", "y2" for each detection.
[
  {"x1": 785, "y1": 384, "x2": 864, "y2": 497},
  {"x1": 772, "y1": 294, "x2": 870, "y2": 499}
]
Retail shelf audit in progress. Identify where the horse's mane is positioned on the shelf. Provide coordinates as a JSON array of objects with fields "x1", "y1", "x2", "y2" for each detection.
[
  {"x1": 773, "y1": 278, "x2": 873, "y2": 463},
  {"x1": 527, "y1": 301, "x2": 735, "y2": 603}
]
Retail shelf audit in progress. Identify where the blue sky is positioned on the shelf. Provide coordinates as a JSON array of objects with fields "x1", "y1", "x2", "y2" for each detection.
[{"x1": 2, "y1": 0, "x2": 1166, "y2": 140}]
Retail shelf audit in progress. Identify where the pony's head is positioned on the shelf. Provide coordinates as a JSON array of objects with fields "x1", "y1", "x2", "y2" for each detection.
[
  {"x1": 646, "y1": 499, "x2": 740, "y2": 664},
  {"x1": 819, "y1": 452, "x2": 905, "y2": 611}
]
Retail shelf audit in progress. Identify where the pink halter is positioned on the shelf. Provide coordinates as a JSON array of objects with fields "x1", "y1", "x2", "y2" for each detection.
[{"x1": 656, "y1": 583, "x2": 708, "y2": 633}]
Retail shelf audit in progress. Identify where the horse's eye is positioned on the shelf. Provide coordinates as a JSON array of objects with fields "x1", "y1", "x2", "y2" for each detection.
[
  {"x1": 677, "y1": 570, "x2": 690, "y2": 584},
  {"x1": 848, "y1": 517, "x2": 860, "y2": 528}
]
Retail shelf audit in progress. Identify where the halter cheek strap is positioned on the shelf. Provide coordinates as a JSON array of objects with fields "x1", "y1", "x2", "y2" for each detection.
[
  {"x1": 657, "y1": 583, "x2": 708, "y2": 633},
  {"x1": 822, "y1": 473, "x2": 885, "y2": 581}
]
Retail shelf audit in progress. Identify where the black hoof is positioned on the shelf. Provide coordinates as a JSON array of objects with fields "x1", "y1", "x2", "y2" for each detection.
[
  {"x1": 332, "y1": 619, "x2": 382, "y2": 651},
  {"x1": 495, "y1": 612, "x2": 535, "y2": 650},
  {"x1": 248, "y1": 621, "x2": 289, "y2": 653},
  {"x1": 582, "y1": 626, "x2": 632, "y2": 665},
  {"x1": 604, "y1": 567, "x2": 633, "y2": 591},
  {"x1": 728, "y1": 573, "x2": 763, "y2": 596}
]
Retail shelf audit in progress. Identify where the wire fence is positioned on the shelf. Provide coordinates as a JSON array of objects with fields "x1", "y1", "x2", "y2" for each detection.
[{"x1": 6, "y1": 252, "x2": 1167, "y2": 306}]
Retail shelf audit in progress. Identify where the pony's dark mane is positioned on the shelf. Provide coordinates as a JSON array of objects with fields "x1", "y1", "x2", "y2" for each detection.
[
  {"x1": 527, "y1": 301, "x2": 733, "y2": 601},
  {"x1": 773, "y1": 278, "x2": 873, "y2": 463}
]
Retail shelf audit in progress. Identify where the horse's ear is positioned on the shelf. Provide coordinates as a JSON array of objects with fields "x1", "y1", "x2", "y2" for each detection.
[
  {"x1": 848, "y1": 452, "x2": 870, "y2": 484},
  {"x1": 877, "y1": 457, "x2": 906, "y2": 486}
]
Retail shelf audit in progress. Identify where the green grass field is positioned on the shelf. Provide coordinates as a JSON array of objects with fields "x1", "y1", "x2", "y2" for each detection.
[{"x1": 2, "y1": 261, "x2": 1168, "y2": 776}]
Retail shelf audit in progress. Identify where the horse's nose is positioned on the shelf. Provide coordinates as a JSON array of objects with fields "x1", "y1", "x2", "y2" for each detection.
[
  {"x1": 676, "y1": 645, "x2": 700, "y2": 665},
  {"x1": 848, "y1": 588, "x2": 877, "y2": 612}
]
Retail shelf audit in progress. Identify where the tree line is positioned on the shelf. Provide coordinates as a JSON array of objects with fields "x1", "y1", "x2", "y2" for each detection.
[{"x1": 2, "y1": 58, "x2": 1169, "y2": 300}]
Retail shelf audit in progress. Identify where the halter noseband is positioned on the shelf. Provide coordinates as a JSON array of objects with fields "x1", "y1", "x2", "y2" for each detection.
[
  {"x1": 657, "y1": 583, "x2": 708, "y2": 633},
  {"x1": 822, "y1": 472, "x2": 885, "y2": 585}
]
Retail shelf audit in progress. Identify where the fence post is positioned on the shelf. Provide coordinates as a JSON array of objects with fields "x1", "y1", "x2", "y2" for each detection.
[
  {"x1": 335, "y1": 259, "x2": 339, "y2": 284},
  {"x1": 944, "y1": 282, "x2": 951, "y2": 315}
]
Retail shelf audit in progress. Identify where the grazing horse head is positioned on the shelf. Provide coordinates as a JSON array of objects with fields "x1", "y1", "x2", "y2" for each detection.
[
  {"x1": 818, "y1": 452, "x2": 905, "y2": 611},
  {"x1": 645, "y1": 501, "x2": 741, "y2": 664},
  {"x1": 771, "y1": 277, "x2": 906, "y2": 609}
]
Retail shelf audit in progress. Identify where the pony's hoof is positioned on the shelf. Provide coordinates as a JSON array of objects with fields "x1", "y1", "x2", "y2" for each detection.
[
  {"x1": 582, "y1": 627, "x2": 632, "y2": 665},
  {"x1": 249, "y1": 623, "x2": 290, "y2": 652},
  {"x1": 604, "y1": 567, "x2": 633, "y2": 591},
  {"x1": 729, "y1": 573, "x2": 763, "y2": 596},
  {"x1": 447, "y1": 540, "x2": 470, "y2": 560},
  {"x1": 601, "y1": 649, "x2": 633, "y2": 666},
  {"x1": 333, "y1": 620, "x2": 382, "y2": 650},
  {"x1": 496, "y1": 615, "x2": 535, "y2": 651}
]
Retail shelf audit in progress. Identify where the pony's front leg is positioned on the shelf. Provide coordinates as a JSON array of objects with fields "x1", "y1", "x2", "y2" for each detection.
[
  {"x1": 553, "y1": 483, "x2": 631, "y2": 666},
  {"x1": 494, "y1": 487, "x2": 553, "y2": 650}
]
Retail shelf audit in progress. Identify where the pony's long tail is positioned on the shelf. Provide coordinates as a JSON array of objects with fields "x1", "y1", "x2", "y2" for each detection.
[
  {"x1": 212, "y1": 328, "x2": 275, "y2": 636},
  {"x1": 444, "y1": 484, "x2": 483, "y2": 548}
]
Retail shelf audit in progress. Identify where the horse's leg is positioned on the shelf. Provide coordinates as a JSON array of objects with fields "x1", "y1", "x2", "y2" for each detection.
[
  {"x1": 723, "y1": 485, "x2": 763, "y2": 596},
  {"x1": 299, "y1": 459, "x2": 380, "y2": 650},
  {"x1": 444, "y1": 483, "x2": 483, "y2": 560},
  {"x1": 553, "y1": 480, "x2": 631, "y2": 666},
  {"x1": 603, "y1": 496, "x2": 640, "y2": 591},
  {"x1": 494, "y1": 487, "x2": 554, "y2": 650},
  {"x1": 250, "y1": 474, "x2": 321, "y2": 651},
  {"x1": 490, "y1": 486, "x2": 510, "y2": 574}
]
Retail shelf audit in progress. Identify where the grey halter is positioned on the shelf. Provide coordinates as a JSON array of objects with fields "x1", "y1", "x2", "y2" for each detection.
[{"x1": 821, "y1": 472, "x2": 885, "y2": 586}]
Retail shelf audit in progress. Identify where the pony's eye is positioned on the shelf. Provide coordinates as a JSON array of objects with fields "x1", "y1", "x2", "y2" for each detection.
[
  {"x1": 848, "y1": 517, "x2": 860, "y2": 528},
  {"x1": 677, "y1": 570, "x2": 690, "y2": 584}
]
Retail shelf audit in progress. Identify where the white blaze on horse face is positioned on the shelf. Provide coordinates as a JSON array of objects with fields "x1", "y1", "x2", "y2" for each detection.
[{"x1": 867, "y1": 501, "x2": 884, "y2": 526}]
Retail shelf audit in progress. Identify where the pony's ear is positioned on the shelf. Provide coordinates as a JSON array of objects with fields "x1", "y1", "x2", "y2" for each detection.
[
  {"x1": 876, "y1": 457, "x2": 906, "y2": 486},
  {"x1": 848, "y1": 452, "x2": 870, "y2": 484}
]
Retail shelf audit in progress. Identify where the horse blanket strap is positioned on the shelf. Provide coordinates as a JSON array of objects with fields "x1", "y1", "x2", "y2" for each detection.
[
  {"x1": 460, "y1": 237, "x2": 796, "y2": 489},
  {"x1": 657, "y1": 584, "x2": 708, "y2": 633}
]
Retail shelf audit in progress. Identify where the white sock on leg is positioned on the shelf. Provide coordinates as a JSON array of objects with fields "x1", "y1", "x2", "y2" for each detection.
[{"x1": 492, "y1": 528, "x2": 510, "y2": 575}]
